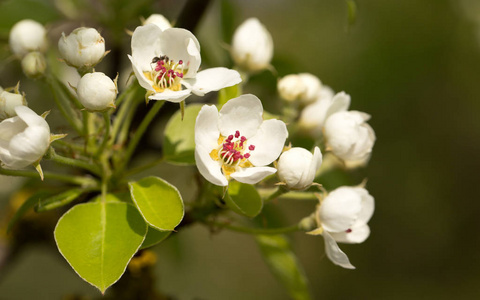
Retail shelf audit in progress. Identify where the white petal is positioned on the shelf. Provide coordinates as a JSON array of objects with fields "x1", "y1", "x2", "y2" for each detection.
[
  {"x1": 325, "y1": 91, "x2": 351, "y2": 120},
  {"x1": 230, "y1": 166, "x2": 276, "y2": 184},
  {"x1": 159, "y1": 28, "x2": 201, "y2": 78},
  {"x1": 218, "y1": 94, "x2": 263, "y2": 138},
  {"x1": 182, "y1": 68, "x2": 241, "y2": 96},
  {"x1": 194, "y1": 145, "x2": 228, "y2": 186},
  {"x1": 9, "y1": 126, "x2": 50, "y2": 162},
  {"x1": 322, "y1": 231, "x2": 355, "y2": 269},
  {"x1": 319, "y1": 187, "x2": 363, "y2": 232},
  {"x1": 15, "y1": 106, "x2": 49, "y2": 131},
  {"x1": 0, "y1": 117, "x2": 26, "y2": 142},
  {"x1": 131, "y1": 24, "x2": 163, "y2": 70},
  {"x1": 194, "y1": 104, "x2": 220, "y2": 151},
  {"x1": 299, "y1": 146, "x2": 322, "y2": 186},
  {"x1": 352, "y1": 188, "x2": 375, "y2": 226},
  {"x1": 128, "y1": 55, "x2": 155, "y2": 92},
  {"x1": 330, "y1": 224, "x2": 370, "y2": 244},
  {"x1": 148, "y1": 89, "x2": 192, "y2": 103},
  {"x1": 247, "y1": 119, "x2": 288, "y2": 166}
]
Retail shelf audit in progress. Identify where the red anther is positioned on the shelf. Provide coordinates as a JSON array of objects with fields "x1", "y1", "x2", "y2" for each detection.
[
  {"x1": 345, "y1": 229, "x2": 352, "y2": 233},
  {"x1": 179, "y1": 60, "x2": 183, "y2": 64},
  {"x1": 178, "y1": 73, "x2": 183, "y2": 78},
  {"x1": 244, "y1": 153, "x2": 250, "y2": 158},
  {"x1": 249, "y1": 145, "x2": 255, "y2": 151},
  {"x1": 235, "y1": 131, "x2": 240, "y2": 138},
  {"x1": 240, "y1": 136, "x2": 246, "y2": 142},
  {"x1": 228, "y1": 135, "x2": 233, "y2": 141}
]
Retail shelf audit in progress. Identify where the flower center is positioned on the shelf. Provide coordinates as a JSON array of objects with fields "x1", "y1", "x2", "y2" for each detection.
[
  {"x1": 209, "y1": 130, "x2": 255, "y2": 177},
  {"x1": 145, "y1": 55, "x2": 185, "y2": 92}
]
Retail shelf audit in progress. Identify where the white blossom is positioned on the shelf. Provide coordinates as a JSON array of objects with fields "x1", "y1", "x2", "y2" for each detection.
[
  {"x1": 143, "y1": 14, "x2": 172, "y2": 31},
  {"x1": 0, "y1": 106, "x2": 50, "y2": 169},
  {"x1": 277, "y1": 147, "x2": 322, "y2": 190},
  {"x1": 195, "y1": 94, "x2": 288, "y2": 186},
  {"x1": 231, "y1": 18, "x2": 273, "y2": 73},
  {"x1": 0, "y1": 90, "x2": 27, "y2": 120},
  {"x1": 77, "y1": 72, "x2": 117, "y2": 111},
  {"x1": 58, "y1": 27, "x2": 106, "y2": 70},
  {"x1": 21, "y1": 51, "x2": 46, "y2": 79},
  {"x1": 324, "y1": 110, "x2": 375, "y2": 162},
  {"x1": 129, "y1": 24, "x2": 241, "y2": 103},
  {"x1": 9, "y1": 19, "x2": 47, "y2": 57},
  {"x1": 309, "y1": 186, "x2": 374, "y2": 269}
]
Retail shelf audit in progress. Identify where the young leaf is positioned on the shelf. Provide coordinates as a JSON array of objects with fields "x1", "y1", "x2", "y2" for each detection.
[
  {"x1": 163, "y1": 104, "x2": 203, "y2": 165},
  {"x1": 35, "y1": 188, "x2": 86, "y2": 212},
  {"x1": 54, "y1": 202, "x2": 147, "y2": 293},
  {"x1": 256, "y1": 234, "x2": 312, "y2": 300},
  {"x1": 128, "y1": 176, "x2": 184, "y2": 231},
  {"x1": 140, "y1": 226, "x2": 172, "y2": 249},
  {"x1": 217, "y1": 84, "x2": 241, "y2": 108},
  {"x1": 224, "y1": 181, "x2": 263, "y2": 217}
]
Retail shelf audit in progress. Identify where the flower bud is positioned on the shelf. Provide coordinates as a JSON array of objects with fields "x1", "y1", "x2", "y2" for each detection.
[
  {"x1": 278, "y1": 73, "x2": 322, "y2": 105},
  {"x1": 9, "y1": 19, "x2": 47, "y2": 57},
  {"x1": 277, "y1": 147, "x2": 322, "y2": 190},
  {"x1": 324, "y1": 110, "x2": 375, "y2": 162},
  {"x1": 77, "y1": 72, "x2": 117, "y2": 111},
  {"x1": 21, "y1": 52, "x2": 47, "y2": 79},
  {"x1": 0, "y1": 90, "x2": 27, "y2": 120},
  {"x1": 231, "y1": 18, "x2": 273, "y2": 73},
  {"x1": 143, "y1": 14, "x2": 172, "y2": 31},
  {"x1": 58, "y1": 27, "x2": 106, "y2": 70},
  {"x1": 0, "y1": 106, "x2": 50, "y2": 169}
]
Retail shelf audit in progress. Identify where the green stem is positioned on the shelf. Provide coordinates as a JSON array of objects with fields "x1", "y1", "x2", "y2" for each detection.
[
  {"x1": 0, "y1": 167, "x2": 97, "y2": 186},
  {"x1": 211, "y1": 221, "x2": 301, "y2": 235},
  {"x1": 259, "y1": 188, "x2": 318, "y2": 201},
  {"x1": 50, "y1": 151, "x2": 101, "y2": 175},
  {"x1": 95, "y1": 112, "x2": 111, "y2": 159},
  {"x1": 263, "y1": 186, "x2": 288, "y2": 202}
]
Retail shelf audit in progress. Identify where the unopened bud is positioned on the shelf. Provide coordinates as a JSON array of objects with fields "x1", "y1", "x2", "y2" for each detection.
[
  {"x1": 278, "y1": 73, "x2": 322, "y2": 105},
  {"x1": 77, "y1": 72, "x2": 117, "y2": 111},
  {"x1": 9, "y1": 19, "x2": 47, "y2": 57},
  {"x1": 58, "y1": 27, "x2": 106, "y2": 70},
  {"x1": 0, "y1": 90, "x2": 27, "y2": 120},
  {"x1": 277, "y1": 147, "x2": 322, "y2": 190},
  {"x1": 21, "y1": 52, "x2": 46, "y2": 79},
  {"x1": 143, "y1": 14, "x2": 172, "y2": 31}
]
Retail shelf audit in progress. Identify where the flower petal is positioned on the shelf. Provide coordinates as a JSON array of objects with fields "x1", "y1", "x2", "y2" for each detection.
[
  {"x1": 247, "y1": 119, "x2": 288, "y2": 166},
  {"x1": 15, "y1": 106, "x2": 49, "y2": 131},
  {"x1": 230, "y1": 166, "x2": 276, "y2": 184},
  {"x1": 182, "y1": 68, "x2": 241, "y2": 96},
  {"x1": 218, "y1": 94, "x2": 263, "y2": 139},
  {"x1": 299, "y1": 146, "x2": 322, "y2": 187},
  {"x1": 128, "y1": 55, "x2": 155, "y2": 92},
  {"x1": 325, "y1": 91, "x2": 351, "y2": 120},
  {"x1": 194, "y1": 144, "x2": 228, "y2": 186},
  {"x1": 159, "y1": 28, "x2": 201, "y2": 78},
  {"x1": 0, "y1": 117, "x2": 26, "y2": 142},
  {"x1": 194, "y1": 104, "x2": 220, "y2": 151},
  {"x1": 322, "y1": 231, "x2": 355, "y2": 269},
  {"x1": 9, "y1": 126, "x2": 50, "y2": 163},
  {"x1": 329, "y1": 224, "x2": 370, "y2": 244},
  {"x1": 131, "y1": 24, "x2": 163, "y2": 71},
  {"x1": 148, "y1": 89, "x2": 192, "y2": 103},
  {"x1": 319, "y1": 187, "x2": 363, "y2": 232},
  {"x1": 353, "y1": 188, "x2": 375, "y2": 227}
]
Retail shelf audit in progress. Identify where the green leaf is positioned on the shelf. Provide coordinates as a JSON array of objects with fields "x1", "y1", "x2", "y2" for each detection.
[
  {"x1": 218, "y1": 84, "x2": 241, "y2": 108},
  {"x1": 54, "y1": 202, "x2": 147, "y2": 293},
  {"x1": 92, "y1": 192, "x2": 133, "y2": 204},
  {"x1": 140, "y1": 227, "x2": 171, "y2": 249},
  {"x1": 128, "y1": 176, "x2": 184, "y2": 231},
  {"x1": 256, "y1": 235, "x2": 312, "y2": 300},
  {"x1": 7, "y1": 190, "x2": 52, "y2": 233},
  {"x1": 163, "y1": 104, "x2": 203, "y2": 165},
  {"x1": 225, "y1": 181, "x2": 263, "y2": 217},
  {"x1": 35, "y1": 188, "x2": 86, "y2": 212}
]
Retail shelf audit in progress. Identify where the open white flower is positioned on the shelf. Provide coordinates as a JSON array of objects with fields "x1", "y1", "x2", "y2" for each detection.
[
  {"x1": 128, "y1": 24, "x2": 241, "y2": 103},
  {"x1": 299, "y1": 90, "x2": 350, "y2": 137},
  {"x1": 324, "y1": 110, "x2": 375, "y2": 162},
  {"x1": 143, "y1": 14, "x2": 172, "y2": 31},
  {"x1": 277, "y1": 147, "x2": 322, "y2": 190},
  {"x1": 195, "y1": 94, "x2": 288, "y2": 186},
  {"x1": 0, "y1": 90, "x2": 27, "y2": 120},
  {"x1": 309, "y1": 186, "x2": 374, "y2": 269},
  {"x1": 0, "y1": 106, "x2": 50, "y2": 169},
  {"x1": 58, "y1": 27, "x2": 106, "y2": 70},
  {"x1": 9, "y1": 19, "x2": 47, "y2": 57}
]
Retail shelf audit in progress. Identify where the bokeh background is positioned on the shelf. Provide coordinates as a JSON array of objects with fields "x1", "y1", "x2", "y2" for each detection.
[{"x1": 0, "y1": 0, "x2": 479, "y2": 299}]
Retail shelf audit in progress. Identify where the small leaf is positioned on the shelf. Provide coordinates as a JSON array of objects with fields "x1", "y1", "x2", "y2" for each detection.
[
  {"x1": 129, "y1": 176, "x2": 184, "y2": 231},
  {"x1": 225, "y1": 181, "x2": 263, "y2": 217},
  {"x1": 140, "y1": 226, "x2": 171, "y2": 249},
  {"x1": 92, "y1": 192, "x2": 133, "y2": 204},
  {"x1": 7, "y1": 190, "x2": 52, "y2": 233},
  {"x1": 163, "y1": 104, "x2": 203, "y2": 165},
  {"x1": 218, "y1": 84, "x2": 241, "y2": 108},
  {"x1": 35, "y1": 188, "x2": 86, "y2": 212},
  {"x1": 54, "y1": 202, "x2": 147, "y2": 293},
  {"x1": 256, "y1": 235, "x2": 312, "y2": 300}
]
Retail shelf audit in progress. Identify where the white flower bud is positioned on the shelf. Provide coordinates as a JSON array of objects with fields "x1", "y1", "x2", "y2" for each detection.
[
  {"x1": 277, "y1": 147, "x2": 322, "y2": 190},
  {"x1": 58, "y1": 27, "x2": 106, "y2": 70},
  {"x1": 143, "y1": 14, "x2": 172, "y2": 31},
  {"x1": 278, "y1": 73, "x2": 322, "y2": 104},
  {"x1": 0, "y1": 106, "x2": 50, "y2": 169},
  {"x1": 9, "y1": 19, "x2": 47, "y2": 57},
  {"x1": 324, "y1": 110, "x2": 375, "y2": 162},
  {"x1": 21, "y1": 51, "x2": 47, "y2": 79},
  {"x1": 231, "y1": 18, "x2": 273, "y2": 73},
  {"x1": 77, "y1": 72, "x2": 117, "y2": 111},
  {"x1": 0, "y1": 90, "x2": 27, "y2": 120}
]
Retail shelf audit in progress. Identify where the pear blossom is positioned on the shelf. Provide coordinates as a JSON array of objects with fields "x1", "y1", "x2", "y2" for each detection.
[
  {"x1": 231, "y1": 18, "x2": 273, "y2": 73},
  {"x1": 299, "y1": 91, "x2": 350, "y2": 137},
  {"x1": 0, "y1": 106, "x2": 50, "y2": 169},
  {"x1": 9, "y1": 19, "x2": 47, "y2": 57},
  {"x1": 21, "y1": 51, "x2": 47, "y2": 79},
  {"x1": 309, "y1": 186, "x2": 374, "y2": 269},
  {"x1": 324, "y1": 110, "x2": 375, "y2": 162},
  {"x1": 278, "y1": 73, "x2": 322, "y2": 105},
  {"x1": 0, "y1": 90, "x2": 27, "y2": 120},
  {"x1": 128, "y1": 24, "x2": 241, "y2": 103},
  {"x1": 143, "y1": 14, "x2": 172, "y2": 31},
  {"x1": 195, "y1": 94, "x2": 288, "y2": 186},
  {"x1": 58, "y1": 27, "x2": 106, "y2": 70},
  {"x1": 77, "y1": 72, "x2": 117, "y2": 111},
  {"x1": 277, "y1": 147, "x2": 322, "y2": 190}
]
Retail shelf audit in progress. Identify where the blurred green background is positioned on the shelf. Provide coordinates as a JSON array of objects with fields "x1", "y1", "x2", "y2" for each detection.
[{"x1": 0, "y1": 0, "x2": 479, "y2": 299}]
